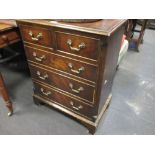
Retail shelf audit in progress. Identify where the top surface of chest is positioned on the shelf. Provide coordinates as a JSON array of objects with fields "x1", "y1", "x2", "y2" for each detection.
[{"x1": 17, "y1": 19, "x2": 126, "y2": 36}]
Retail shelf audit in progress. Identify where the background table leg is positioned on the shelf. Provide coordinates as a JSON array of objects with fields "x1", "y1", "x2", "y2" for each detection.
[{"x1": 0, "y1": 73, "x2": 13, "y2": 116}]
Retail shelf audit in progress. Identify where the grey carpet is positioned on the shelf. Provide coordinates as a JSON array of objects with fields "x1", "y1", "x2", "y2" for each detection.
[{"x1": 0, "y1": 29, "x2": 155, "y2": 135}]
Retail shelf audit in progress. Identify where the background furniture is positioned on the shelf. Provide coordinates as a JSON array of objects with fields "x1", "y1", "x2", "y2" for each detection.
[
  {"x1": 138, "y1": 19, "x2": 155, "y2": 29},
  {"x1": 17, "y1": 19, "x2": 126, "y2": 134},
  {"x1": 0, "y1": 20, "x2": 21, "y2": 116},
  {"x1": 126, "y1": 19, "x2": 148, "y2": 52},
  {"x1": 0, "y1": 20, "x2": 21, "y2": 63},
  {"x1": 0, "y1": 73, "x2": 13, "y2": 116}
]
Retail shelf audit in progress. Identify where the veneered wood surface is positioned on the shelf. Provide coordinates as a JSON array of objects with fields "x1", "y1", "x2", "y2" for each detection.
[
  {"x1": 33, "y1": 81, "x2": 95, "y2": 119},
  {"x1": 56, "y1": 31, "x2": 100, "y2": 60},
  {"x1": 20, "y1": 25, "x2": 53, "y2": 47},
  {"x1": 0, "y1": 73, "x2": 13, "y2": 115},
  {"x1": 17, "y1": 19, "x2": 126, "y2": 133},
  {"x1": 25, "y1": 46, "x2": 98, "y2": 82},
  {"x1": 29, "y1": 64, "x2": 95, "y2": 103},
  {"x1": 17, "y1": 19, "x2": 126, "y2": 36},
  {"x1": 0, "y1": 30, "x2": 20, "y2": 48}
]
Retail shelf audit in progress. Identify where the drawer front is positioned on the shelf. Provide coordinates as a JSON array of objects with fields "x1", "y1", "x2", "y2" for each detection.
[
  {"x1": 25, "y1": 46, "x2": 97, "y2": 82},
  {"x1": 29, "y1": 64, "x2": 95, "y2": 103},
  {"x1": 33, "y1": 82, "x2": 95, "y2": 119},
  {"x1": 20, "y1": 25, "x2": 53, "y2": 47},
  {"x1": 56, "y1": 31, "x2": 100, "y2": 60},
  {"x1": 0, "y1": 30, "x2": 20, "y2": 46}
]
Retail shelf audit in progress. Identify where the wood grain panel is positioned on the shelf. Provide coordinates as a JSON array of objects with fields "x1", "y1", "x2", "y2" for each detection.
[
  {"x1": 33, "y1": 81, "x2": 96, "y2": 119},
  {"x1": 29, "y1": 64, "x2": 96, "y2": 103},
  {"x1": 56, "y1": 31, "x2": 100, "y2": 60},
  {"x1": 0, "y1": 30, "x2": 20, "y2": 48},
  {"x1": 19, "y1": 25, "x2": 53, "y2": 47},
  {"x1": 25, "y1": 46, "x2": 98, "y2": 82}
]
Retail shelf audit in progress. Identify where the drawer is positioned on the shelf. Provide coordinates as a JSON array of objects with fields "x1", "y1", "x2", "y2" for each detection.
[
  {"x1": 25, "y1": 46, "x2": 98, "y2": 82},
  {"x1": 33, "y1": 81, "x2": 95, "y2": 119},
  {"x1": 56, "y1": 31, "x2": 100, "y2": 60},
  {"x1": 29, "y1": 64, "x2": 95, "y2": 103},
  {"x1": 19, "y1": 25, "x2": 53, "y2": 47},
  {"x1": 0, "y1": 30, "x2": 20, "y2": 47}
]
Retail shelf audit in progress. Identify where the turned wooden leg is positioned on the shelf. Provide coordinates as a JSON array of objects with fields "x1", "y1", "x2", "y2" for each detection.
[
  {"x1": 136, "y1": 20, "x2": 148, "y2": 52},
  {"x1": 0, "y1": 73, "x2": 13, "y2": 116}
]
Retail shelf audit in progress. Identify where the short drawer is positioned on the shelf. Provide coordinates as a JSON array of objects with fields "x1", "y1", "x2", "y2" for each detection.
[
  {"x1": 25, "y1": 46, "x2": 98, "y2": 82},
  {"x1": 56, "y1": 31, "x2": 100, "y2": 60},
  {"x1": 33, "y1": 81, "x2": 96, "y2": 119},
  {"x1": 0, "y1": 30, "x2": 20, "y2": 47},
  {"x1": 19, "y1": 25, "x2": 53, "y2": 47},
  {"x1": 29, "y1": 64, "x2": 95, "y2": 103}
]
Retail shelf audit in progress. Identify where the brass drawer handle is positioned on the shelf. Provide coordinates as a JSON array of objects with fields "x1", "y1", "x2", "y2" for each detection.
[
  {"x1": 67, "y1": 39, "x2": 85, "y2": 52},
  {"x1": 70, "y1": 101, "x2": 83, "y2": 111},
  {"x1": 29, "y1": 31, "x2": 43, "y2": 41},
  {"x1": 40, "y1": 88, "x2": 51, "y2": 96},
  {"x1": 69, "y1": 83, "x2": 84, "y2": 94},
  {"x1": 37, "y1": 71, "x2": 48, "y2": 80},
  {"x1": 68, "y1": 63, "x2": 85, "y2": 74},
  {"x1": 33, "y1": 52, "x2": 46, "y2": 62}
]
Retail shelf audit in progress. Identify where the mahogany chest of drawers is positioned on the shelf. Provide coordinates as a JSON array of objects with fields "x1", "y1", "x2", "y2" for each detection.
[{"x1": 17, "y1": 19, "x2": 126, "y2": 134}]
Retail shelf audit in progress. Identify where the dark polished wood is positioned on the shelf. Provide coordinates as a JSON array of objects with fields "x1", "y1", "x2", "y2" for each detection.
[
  {"x1": 33, "y1": 81, "x2": 96, "y2": 119},
  {"x1": 0, "y1": 73, "x2": 13, "y2": 116},
  {"x1": 20, "y1": 25, "x2": 53, "y2": 47},
  {"x1": 0, "y1": 20, "x2": 21, "y2": 116},
  {"x1": 56, "y1": 31, "x2": 100, "y2": 60},
  {"x1": 17, "y1": 19, "x2": 126, "y2": 36},
  {"x1": 17, "y1": 19, "x2": 126, "y2": 134},
  {"x1": 0, "y1": 21, "x2": 20, "y2": 48},
  {"x1": 0, "y1": 30, "x2": 20, "y2": 48},
  {"x1": 24, "y1": 46, "x2": 98, "y2": 83},
  {"x1": 29, "y1": 64, "x2": 95, "y2": 103}
]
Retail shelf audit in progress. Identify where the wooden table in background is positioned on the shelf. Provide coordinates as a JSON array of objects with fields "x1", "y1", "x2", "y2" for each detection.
[
  {"x1": 0, "y1": 73, "x2": 13, "y2": 116},
  {"x1": 125, "y1": 19, "x2": 148, "y2": 52},
  {"x1": 0, "y1": 20, "x2": 20, "y2": 116}
]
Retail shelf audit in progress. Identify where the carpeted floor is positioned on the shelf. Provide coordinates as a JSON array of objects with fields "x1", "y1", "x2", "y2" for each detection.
[{"x1": 0, "y1": 28, "x2": 155, "y2": 135}]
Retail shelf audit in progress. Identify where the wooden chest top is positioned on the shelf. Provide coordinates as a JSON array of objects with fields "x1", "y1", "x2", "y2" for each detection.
[{"x1": 17, "y1": 19, "x2": 126, "y2": 36}]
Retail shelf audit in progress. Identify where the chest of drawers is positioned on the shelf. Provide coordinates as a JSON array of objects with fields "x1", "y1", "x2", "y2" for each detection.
[{"x1": 17, "y1": 19, "x2": 126, "y2": 134}]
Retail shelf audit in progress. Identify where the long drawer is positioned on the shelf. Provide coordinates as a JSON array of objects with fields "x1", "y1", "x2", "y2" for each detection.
[
  {"x1": 33, "y1": 81, "x2": 96, "y2": 119},
  {"x1": 29, "y1": 64, "x2": 95, "y2": 103},
  {"x1": 25, "y1": 46, "x2": 98, "y2": 82}
]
